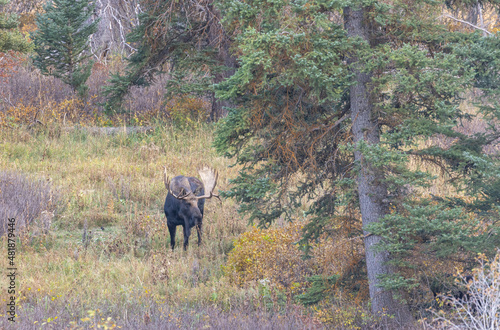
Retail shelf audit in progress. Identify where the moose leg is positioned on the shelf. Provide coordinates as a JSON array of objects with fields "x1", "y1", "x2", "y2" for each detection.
[
  {"x1": 168, "y1": 224, "x2": 177, "y2": 250},
  {"x1": 183, "y1": 225, "x2": 191, "y2": 251},
  {"x1": 196, "y1": 222, "x2": 202, "y2": 246}
]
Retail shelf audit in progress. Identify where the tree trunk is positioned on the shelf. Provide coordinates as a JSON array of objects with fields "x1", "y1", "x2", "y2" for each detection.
[
  {"x1": 344, "y1": 7, "x2": 415, "y2": 328},
  {"x1": 207, "y1": 3, "x2": 237, "y2": 121},
  {"x1": 91, "y1": 0, "x2": 141, "y2": 59}
]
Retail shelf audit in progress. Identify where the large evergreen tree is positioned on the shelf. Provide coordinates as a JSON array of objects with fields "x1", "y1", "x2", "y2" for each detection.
[
  {"x1": 32, "y1": 0, "x2": 98, "y2": 97},
  {"x1": 214, "y1": 0, "x2": 500, "y2": 326},
  {"x1": 0, "y1": 0, "x2": 30, "y2": 52}
]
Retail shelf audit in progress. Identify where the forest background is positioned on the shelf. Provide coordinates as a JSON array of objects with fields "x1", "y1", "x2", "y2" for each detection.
[{"x1": 1, "y1": 0, "x2": 500, "y2": 328}]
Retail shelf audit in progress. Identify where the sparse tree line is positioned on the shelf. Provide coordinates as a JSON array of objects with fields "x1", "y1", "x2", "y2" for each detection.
[{"x1": 2, "y1": 0, "x2": 500, "y2": 327}]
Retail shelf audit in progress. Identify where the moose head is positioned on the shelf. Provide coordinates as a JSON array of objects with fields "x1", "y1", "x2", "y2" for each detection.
[{"x1": 163, "y1": 166, "x2": 218, "y2": 250}]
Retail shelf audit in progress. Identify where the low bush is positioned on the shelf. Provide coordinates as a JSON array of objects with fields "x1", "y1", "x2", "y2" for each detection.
[
  {"x1": 428, "y1": 251, "x2": 500, "y2": 329},
  {"x1": 224, "y1": 222, "x2": 314, "y2": 296},
  {"x1": 0, "y1": 296, "x2": 322, "y2": 329},
  {"x1": 0, "y1": 170, "x2": 58, "y2": 236},
  {"x1": 166, "y1": 95, "x2": 210, "y2": 128},
  {"x1": 224, "y1": 220, "x2": 375, "y2": 328}
]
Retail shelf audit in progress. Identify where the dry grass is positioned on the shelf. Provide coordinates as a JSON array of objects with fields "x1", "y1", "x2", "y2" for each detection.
[
  {"x1": 0, "y1": 55, "x2": 168, "y2": 125},
  {"x1": 1, "y1": 57, "x2": 494, "y2": 329},
  {"x1": 0, "y1": 59, "x2": 326, "y2": 328},
  {"x1": 0, "y1": 123, "x2": 303, "y2": 328},
  {"x1": 0, "y1": 171, "x2": 58, "y2": 236},
  {"x1": 0, "y1": 118, "x2": 448, "y2": 328}
]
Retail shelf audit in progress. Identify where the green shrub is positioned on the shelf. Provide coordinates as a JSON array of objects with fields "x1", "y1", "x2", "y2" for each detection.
[{"x1": 224, "y1": 222, "x2": 313, "y2": 296}]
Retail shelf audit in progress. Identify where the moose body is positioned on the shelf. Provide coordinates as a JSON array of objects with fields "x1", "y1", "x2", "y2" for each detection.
[{"x1": 163, "y1": 167, "x2": 218, "y2": 250}]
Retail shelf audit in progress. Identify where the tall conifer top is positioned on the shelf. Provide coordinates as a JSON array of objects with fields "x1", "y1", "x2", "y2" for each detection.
[
  {"x1": 0, "y1": 0, "x2": 31, "y2": 53},
  {"x1": 32, "y1": 0, "x2": 98, "y2": 97}
]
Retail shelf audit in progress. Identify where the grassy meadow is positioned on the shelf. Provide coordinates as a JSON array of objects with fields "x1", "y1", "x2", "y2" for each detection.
[
  {"x1": 0, "y1": 122, "x2": 329, "y2": 329},
  {"x1": 1, "y1": 56, "x2": 498, "y2": 330},
  {"x1": 0, "y1": 60, "x2": 332, "y2": 328}
]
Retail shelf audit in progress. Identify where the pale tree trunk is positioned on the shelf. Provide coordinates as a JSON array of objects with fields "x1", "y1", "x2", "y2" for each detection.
[
  {"x1": 90, "y1": 0, "x2": 141, "y2": 59},
  {"x1": 344, "y1": 6, "x2": 415, "y2": 328}
]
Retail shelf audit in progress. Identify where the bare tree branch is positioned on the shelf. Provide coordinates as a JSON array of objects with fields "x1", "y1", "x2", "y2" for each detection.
[
  {"x1": 90, "y1": 0, "x2": 142, "y2": 60},
  {"x1": 440, "y1": 14, "x2": 492, "y2": 35}
]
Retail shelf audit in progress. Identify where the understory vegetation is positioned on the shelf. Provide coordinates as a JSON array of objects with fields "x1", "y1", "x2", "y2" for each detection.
[
  {"x1": 0, "y1": 59, "x2": 498, "y2": 329},
  {"x1": 2, "y1": 0, "x2": 500, "y2": 326},
  {"x1": 0, "y1": 60, "x2": 323, "y2": 328}
]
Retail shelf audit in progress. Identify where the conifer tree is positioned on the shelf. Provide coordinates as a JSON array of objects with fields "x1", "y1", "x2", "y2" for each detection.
[
  {"x1": 102, "y1": 0, "x2": 235, "y2": 118},
  {"x1": 214, "y1": 0, "x2": 500, "y2": 326},
  {"x1": 0, "y1": 0, "x2": 30, "y2": 52},
  {"x1": 32, "y1": 0, "x2": 98, "y2": 97}
]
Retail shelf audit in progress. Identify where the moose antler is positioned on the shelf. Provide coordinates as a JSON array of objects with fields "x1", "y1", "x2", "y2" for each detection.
[
  {"x1": 163, "y1": 166, "x2": 170, "y2": 190},
  {"x1": 195, "y1": 165, "x2": 219, "y2": 200},
  {"x1": 164, "y1": 165, "x2": 219, "y2": 200},
  {"x1": 164, "y1": 166, "x2": 189, "y2": 199}
]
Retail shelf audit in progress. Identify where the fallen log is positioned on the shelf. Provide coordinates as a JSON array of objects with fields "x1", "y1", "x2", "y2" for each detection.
[{"x1": 63, "y1": 126, "x2": 154, "y2": 135}]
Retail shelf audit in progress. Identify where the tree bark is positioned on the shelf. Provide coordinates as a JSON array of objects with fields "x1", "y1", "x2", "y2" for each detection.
[
  {"x1": 344, "y1": 6, "x2": 415, "y2": 328},
  {"x1": 207, "y1": 3, "x2": 237, "y2": 121}
]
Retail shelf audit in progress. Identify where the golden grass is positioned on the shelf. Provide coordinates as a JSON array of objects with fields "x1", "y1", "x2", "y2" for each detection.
[
  {"x1": 0, "y1": 123, "x2": 255, "y2": 320},
  {"x1": 0, "y1": 91, "x2": 492, "y2": 328}
]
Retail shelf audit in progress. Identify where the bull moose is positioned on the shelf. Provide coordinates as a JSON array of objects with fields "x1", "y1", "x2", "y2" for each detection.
[{"x1": 163, "y1": 166, "x2": 218, "y2": 250}]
